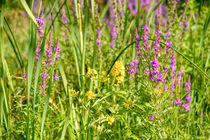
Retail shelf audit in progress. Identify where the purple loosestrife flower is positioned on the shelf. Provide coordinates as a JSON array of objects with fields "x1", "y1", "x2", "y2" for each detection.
[
  {"x1": 170, "y1": 49, "x2": 176, "y2": 78},
  {"x1": 53, "y1": 71, "x2": 60, "y2": 81},
  {"x1": 177, "y1": 68, "x2": 183, "y2": 86},
  {"x1": 127, "y1": 0, "x2": 138, "y2": 15},
  {"x1": 22, "y1": 12, "x2": 27, "y2": 17},
  {"x1": 142, "y1": 19, "x2": 149, "y2": 50},
  {"x1": 96, "y1": 29, "x2": 102, "y2": 55},
  {"x1": 149, "y1": 115, "x2": 154, "y2": 120},
  {"x1": 22, "y1": 69, "x2": 27, "y2": 81},
  {"x1": 35, "y1": 16, "x2": 45, "y2": 61},
  {"x1": 41, "y1": 69, "x2": 49, "y2": 93},
  {"x1": 110, "y1": 26, "x2": 117, "y2": 48},
  {"x1": 54, "y1": 39, "x2": 61, "y2": 61},
  {"x1": 127, "y1": 58, "x2": 139, "y2": 76},
  {"x1": 45, "y1": 34, "x2": 54, "y2": 66},
  {"x1": 185, "y1": 76, "x2": 191, "y2": 102},
  {"x1": 182, "y1": 103, "x2": 189, "y2": 111},
  {"x1": 62, "y1": 8, "x2": 68, "y2": 24},
  {"x1": 175, "y1": 98, "x2": 181, "y2": 106},
  {"x1": 135, "y1": 29, "x2": 141, "y2": 56},
  {"x1": 153, "y1": 18, "x2": 162, "y2": 57},
  {"x1": 36, "y1": 17, "x2": 45, "y2": 38},
  {"x1": 149, "y1": 56, "x2": 160, "y2": 80},
  {"x1": 200, "y1": 109, "x2": 203, "y2": 117}
]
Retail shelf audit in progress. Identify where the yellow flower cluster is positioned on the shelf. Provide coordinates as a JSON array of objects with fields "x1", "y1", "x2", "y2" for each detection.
[
  {"x1": 100, "y1": 71, "x2": 110, "y2": 82},
  {"x1": 87, "y1": 67, "x2": 98, "y2": 81},
  {"x1": 107, "y1": 116, "x2": 114, "y2": 125},
  {"x1": 69, "y1": 89, "x2": 79, "y2": 96},
  {"x1": 111, "y1": 61, "x2": 125, "y2": 83},
  {"x1": 86, "y1": 91, "x2": 94, "y2": 100},
  {"x1": 124, "y1": 100, "x2": 134, "y2": 107}
]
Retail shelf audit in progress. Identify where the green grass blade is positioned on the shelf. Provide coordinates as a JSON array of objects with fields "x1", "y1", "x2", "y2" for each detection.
[
  {"x1": 20, "y1": 0, "x2": 37, "y2": 25},
  {"x1": 41, "y1": 70, "x2": 53, "y2": 139},
  {"x1": 3, "y1": 59, "x2": 14, "y2": 91},
  {"x1": 58, "y1": 61, "x2": 68, "y2": 94},
  {"x1": 32, "y1": 26, "x2": 47, "y2": 140}
]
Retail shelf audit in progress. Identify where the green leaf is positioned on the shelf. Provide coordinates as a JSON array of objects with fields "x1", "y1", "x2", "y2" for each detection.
[{"x1": 20, "y1": 0, "x2": 37, "y2": 25}]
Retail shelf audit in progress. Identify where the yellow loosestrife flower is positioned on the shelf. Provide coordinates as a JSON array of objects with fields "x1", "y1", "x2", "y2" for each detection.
[{"x1": 86, "y1": 91, "x2": 94, "y2": 100}]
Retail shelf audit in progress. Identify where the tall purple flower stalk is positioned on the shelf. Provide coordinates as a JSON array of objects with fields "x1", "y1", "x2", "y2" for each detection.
[
  {"x1": 182, "y1": 76, "x2": 191, "y2": 111},
  {"x1": 135, "y1": 29, "x2": 141, "y2": 56},
  {"x1": 35, "y1": 16, "x2": 45, "y2": 61},
  {"x1": 142, "y1": 19, "x2": 149, "y2": 51},
  {"x1": 54, "y1": 39, "x2": 61, "y2": 61},
  {"x1": 41, "y1": 69, "x2": 49, "y2": 93},
  {"x1": 110, "y1": 26, "x2": 117, "y2": 48},
  {"x1": 177, "y1": 68, "x2": 183, "y2": 86},
  {"x1": 153, "y1": 19, "x2": 162, "y2": 57},
  {"x1": 127, "y1": 58, "x2": 139, "y2": 76},
  {"x1": 61, "y1": 8, "x2": 68, "y2": 24},
  {"x1": 96, "y1": 29, "x2": 102, "y2": 55},
  {"x1": 22, "y1": 69, "x2": 27, "y2": 81},
  {"x1": 45, "y1": 33, "x2": 54, "y2": 66}
]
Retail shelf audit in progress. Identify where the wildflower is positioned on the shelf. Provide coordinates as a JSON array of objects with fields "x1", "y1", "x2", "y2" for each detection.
[
  {"x1": 149, "y1": 115, "x2": 154, "y2": 120},
  {"x1": 124, "y1": 100, "x2": 134, "y2": 107},
  {"x1": 107, "y1": 116, "x2": 114, "y2": 125},
  {"x1": 36, "y1": 17, "x2": 45, "y2": 38},
  {"x1": 96, "y1": 29, "x2": 102, "y2": 55},
  {"x1": 185, "y1": 76, "x2": 191, "y2": 103},
  {"x1": 53, "y1": 71, "x2": 60, "y2": 81},
  {"x1": 135, "y1": 29, "x2": 141, "y2": 56},
  {"x1": 177, "y1": 68, "x2": 183, "y2": 86},
  {"x1": 87, "y1": 67, "x2": 98, "y2": 81},
  {"x1": 22, "y1": 69, "x2": 27, "y2": 81},
  {"x1": 69, "y1": 89, "x2": 79, "y2": 96},
  {"x1": 61, "y1": 8, "x2": 68, "y2": 24},
  {"x1": 41, "y1": 69, "x2": 49, "y2": 93},
  {"x1": 200, "y1": 110, "x2": 203, "y2": 117},
  {"x1": 112, "y1": 61, "x2": 125, "y2": 83},
  {"x1": 175, "y1": 98, "x2": 181, "y2": 106},
  {"x1": 54, "y1": 39, "x2": 61, "y2": 61},
  {"x1": 86, "y1": 91, "x2": 94, "y2": 100},
  {"x1": 110, "y1": 26, "x2": 117, "y2": 48},
  {"x1": 182, "y1": 103, "x2": 189, "y2": 111},
  {"x1": 35, "y1": 15, "x2": 45, "y2": 61},
  {"x1": 45, "y1": 34, "x2": 53, "y2": 66},
  {"x1": 153, "y1": 18, "x2": 162, "y2": 56},
  {"x1": 142, "y1": 18, "x2": 149, "y2": 50},
  {"x1": 127, "y1": 58, "x2": 138, "y2": 76}
]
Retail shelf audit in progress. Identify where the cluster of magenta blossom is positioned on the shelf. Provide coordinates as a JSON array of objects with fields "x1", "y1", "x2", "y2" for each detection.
[
  {"x1": 96, "y1": 29, "x2": 102, "y2": 55},
  {"x1": 35, "y1": 16, "x2": 46, "y2": 61},
  {"x1": 127, "y1": 58, "x2": 139, "y2": 76}
]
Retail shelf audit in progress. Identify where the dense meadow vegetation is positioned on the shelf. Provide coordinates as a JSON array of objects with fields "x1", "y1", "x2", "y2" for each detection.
[{"x1": 0, "y1": 0, "x2": 209, "y2": 139}]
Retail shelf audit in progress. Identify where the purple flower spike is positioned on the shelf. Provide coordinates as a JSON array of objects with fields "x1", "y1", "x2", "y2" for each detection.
[
  {"x1": 177, "y1": 68, "x2": 183, "y2": 86},
  {"x1": 182, "y1": 103, "x2": 189, "y2": 111},
  {"x1": 41, "y1": 69, "x2": 49, "y2": 93},
  {"x1": 175, "y1": 98, "x2": 181, "y2": 106},
  {"x1": 53, "y1": 71, "x2": 60, "y2": 81},
  {"x1": 127, "y1": 58, "x2": 139, "y2": 76},
  {"x1": 54, "y1": 39, "x2": 61, "y2": 61}
]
